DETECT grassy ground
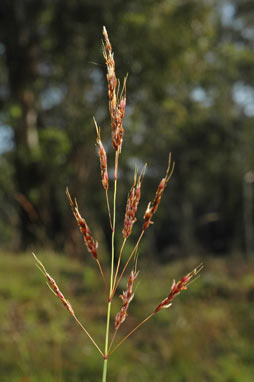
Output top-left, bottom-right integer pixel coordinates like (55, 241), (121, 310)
(0, 251), (254, 382)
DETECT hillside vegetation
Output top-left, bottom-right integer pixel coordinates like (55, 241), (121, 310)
(1, 252), (254, 382)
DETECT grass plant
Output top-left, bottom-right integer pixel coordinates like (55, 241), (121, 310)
(33, 26), (203, 382)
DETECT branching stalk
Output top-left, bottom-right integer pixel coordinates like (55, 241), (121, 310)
(102, 149), (119, 382)
(108, 328), (118, 353)
(73, 315), (104, 357)
(105, 189), (113, 231)
(95, 258), (108, 297)
(113, 230), (144, 296)
(111, 237), (127, 299)
(109, 312), (155, 356)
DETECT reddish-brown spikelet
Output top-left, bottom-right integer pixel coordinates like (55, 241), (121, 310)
(115, 270), (139, 330)
(102, 26), (117, 113)
(143, 154), (175, 231)
(66, 188), (98, 260)
(122, 167), (145, 239)
(32, 253), (75, 316)
(102, 26), (127, 152)
(46, 273), (75, 316)
(154, 264), (203, 313)
(94, 118), (109, 190)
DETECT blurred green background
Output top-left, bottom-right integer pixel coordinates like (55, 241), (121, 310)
(0, 0), (253, 381)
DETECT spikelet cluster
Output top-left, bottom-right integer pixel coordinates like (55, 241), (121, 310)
(94, 118), (109, 190)
(66, 188), (98, 260)
(102, 26), (127, 152)
(33, 253), (74, 316)
(122, 168), (145, 239)
(143, 154), (175, 231)
(115, 270), (139, 330)
(154, 264), (203, 313)
(46, 273), (75, 315)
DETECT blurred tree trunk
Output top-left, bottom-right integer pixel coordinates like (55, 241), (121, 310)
(0, 0), (41, 249)
(243, 171), (254, 259)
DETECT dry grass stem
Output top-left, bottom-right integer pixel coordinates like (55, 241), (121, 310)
(73, 315), (104, 357)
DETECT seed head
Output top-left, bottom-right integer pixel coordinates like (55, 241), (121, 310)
(154, 264), (203, 313)
(94, 118), (109, 190)
(102, 26), (127, 152)
(33, 253), (75, 316)
(123, 166), (146, 239)
(102, 27), (117, 112)
(66, 188), (98, 260)
(115, 270), (139, 330)
(143, 154), (175, 231)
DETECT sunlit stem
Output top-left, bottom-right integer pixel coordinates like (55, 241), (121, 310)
(105, 189), (113, 231)
(73, 315), (104, 357)
(102, 149), (119, 382)
(96, 258), (108, 297)
(111, 237), (127, 299)
(108, 328), (118, 353)
(109, 312), (155, 356)
(113, 230), (144, 296)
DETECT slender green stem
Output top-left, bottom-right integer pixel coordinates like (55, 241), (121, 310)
(102, 150), (119, 382)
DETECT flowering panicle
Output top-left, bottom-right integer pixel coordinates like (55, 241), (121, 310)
(33, 27), (203, 379)
(32, 253), (75, 316)
(122, 166), (146, 239)
(115, 270), (139, 330)
(143, 154), (175, 231)
(154, 264), (203, 313)
(66, 188), (98, 260)
(102, 26), (127, 152)
(94, 118), (109, 191)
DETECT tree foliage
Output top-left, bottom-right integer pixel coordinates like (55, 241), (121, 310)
(0, 0), (253, 257)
